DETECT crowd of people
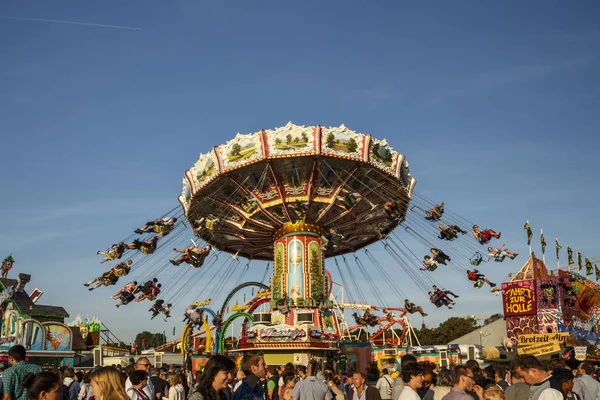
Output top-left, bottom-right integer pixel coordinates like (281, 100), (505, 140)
(4, 345), (600, 400)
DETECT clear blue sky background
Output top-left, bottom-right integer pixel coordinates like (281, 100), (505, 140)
(1, 1), (599, 343)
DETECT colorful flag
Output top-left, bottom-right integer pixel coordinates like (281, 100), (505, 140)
(555, 238), (562, 261)
(524, 221), (532, 245)
(585, 258), (593, 276)
(541, 230), (546, 255)
(567, 247), (573, 265)
(595, 265), (600, 281)
(577, 252), (582, 271)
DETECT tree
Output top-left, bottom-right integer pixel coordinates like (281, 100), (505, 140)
(134, 331), (167, 349)
(275, 137), (281, 145)
(347, 138), (358, 153)
(286, 134), (292, 144)
(301, 132), (308, 143)
(230, 143), (241, 156)
(414, 316), (478, 345)
(326, 133), (335, 148)
(485, 313), (504, 325)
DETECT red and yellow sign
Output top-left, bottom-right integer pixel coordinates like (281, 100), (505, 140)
(502, 280), (537, 316)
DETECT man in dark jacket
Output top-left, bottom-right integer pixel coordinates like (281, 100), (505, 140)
(349, 372), (382, 400)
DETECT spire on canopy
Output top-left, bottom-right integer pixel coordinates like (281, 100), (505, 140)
(510, 252), (549, 282)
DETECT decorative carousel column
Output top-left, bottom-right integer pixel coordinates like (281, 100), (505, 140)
(271, 222), (326, 309)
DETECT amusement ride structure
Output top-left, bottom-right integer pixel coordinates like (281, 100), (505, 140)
(89, 122), (528, 365)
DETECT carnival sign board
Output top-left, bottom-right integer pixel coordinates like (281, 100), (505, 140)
(518, 333), (571, 346)
(517, 341), (561, 357)
(502, 280), (537, 317)
(246, 324), (322, 342)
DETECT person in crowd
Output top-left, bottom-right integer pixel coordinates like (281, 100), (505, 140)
(63, 369), (81, 400)
(167, 374), (184, 400)
(125, 358), (154, 400)
(423, 368), (453, 400)
(392, 354), (417, 400)
(399, 364), (424, 400)
(277, 364), (295, 400)
(150, 369), (168, 400)
(296, 367), (307, 382)
(576, 362), (599, 400)
(348, 372), (381, 400)
(484, 386), (505, 400)
(485, 366), (508, 391)
(188, 355), (235, 400)
(441, 365), (481, 400)
(549, 369), (579, 400)
(77, 374), (92, 400)
(266, 367), (279, 400)
(512, 355), (553, 400)
(376, 369), (394, 400)
(233, 370), (246, 393)
(466, 360), (494, 392)
(127, 371), (149, 400)
(90, 367), (129, 400)
(505, 368), (529, 400)
(326, 376), (345, 400)
(291, 360), (331, 400)
(232, 352), (267, 400)
(3, 345), (42, 400)
(281, 376), (296, 400)
(22, 371), (62, 400)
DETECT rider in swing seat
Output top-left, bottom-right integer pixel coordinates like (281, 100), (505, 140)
(126, 235), (162, 254)
(135, 217), (177, 235)
(113, 281), (138, 307)
(404, 299), (428, 317)
(137, 283), (161, 302)
(430, 248), (451, 265)
(384, 201), (402, 222)
(97, 243), (126, 264)
(170, 245), (211, 267)
(438, 224), (467, 240)
(487, 245), (518, 262)
(421, 256), (439, 271)
(425, 202), (445, 221)
(467, 269), (496, 288)
(472, 225), (501, 244)
(150, 299), (165, 319)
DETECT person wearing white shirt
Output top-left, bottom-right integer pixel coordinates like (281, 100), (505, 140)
(126, 358), (155, 400)
(398, 365), (423, 400)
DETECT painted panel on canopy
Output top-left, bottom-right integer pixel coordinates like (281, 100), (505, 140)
(369, 138), (400, 176)
(190, 150), (220, 191)
(265, 123), (317, 158)
(308, 240), (324, 300)
(321, 125), (366, 161)
(217, 131), (265, 172)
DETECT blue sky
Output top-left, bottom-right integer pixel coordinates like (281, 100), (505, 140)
(1, 1), (599, 343)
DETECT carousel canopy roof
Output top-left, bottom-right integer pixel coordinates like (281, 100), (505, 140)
(179, 123), (416, 260)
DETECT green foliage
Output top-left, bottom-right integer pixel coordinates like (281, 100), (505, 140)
(230, 143), (241, 156)
(326, 133), (335, 148)
(414, 317), (478, 345)
(347, 138), (358, 153)
(134, 331), (167, 349)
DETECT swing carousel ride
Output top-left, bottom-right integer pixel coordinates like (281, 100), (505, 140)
(88, 123), (517, 363)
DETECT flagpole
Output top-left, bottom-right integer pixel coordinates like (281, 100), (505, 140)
(556, 237), (560, 272)
(527, 220), (532, 255)
(541, 228), (546, 266)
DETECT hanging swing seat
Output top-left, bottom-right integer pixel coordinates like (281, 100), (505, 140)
(470, 252), (483, 266)
(105, 244), (125, 260)
(139, 245), (157, 255)
(153, 224), (174, 234)
(473, 280), (484, 289)
(494, 255), (506, 263)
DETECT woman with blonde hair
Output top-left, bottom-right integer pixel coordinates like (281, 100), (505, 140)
(90, 367), (129, 400)
(167, 373), (185, 400)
